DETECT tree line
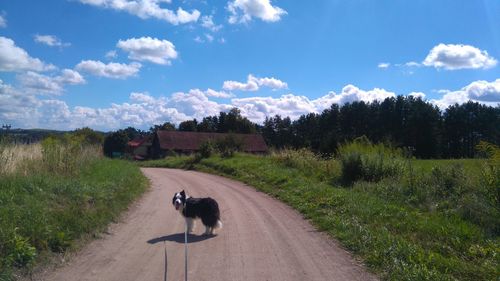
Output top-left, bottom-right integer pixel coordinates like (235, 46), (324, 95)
(104, 96), (498, 159)
(261, 97), (498, 158)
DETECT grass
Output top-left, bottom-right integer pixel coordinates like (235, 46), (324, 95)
(142, 151), (499, 281)
(0, 141), (148, 280)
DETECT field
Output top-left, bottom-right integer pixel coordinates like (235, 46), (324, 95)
(142, 147), (499, 281)
(0, 141), (148, 280)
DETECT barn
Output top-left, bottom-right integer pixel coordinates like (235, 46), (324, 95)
(127, 136), (152, 160)
(150, 131), (268, 159)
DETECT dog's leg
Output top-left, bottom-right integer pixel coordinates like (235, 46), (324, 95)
(204, 226), (211, 236)
(186, 218), (194, 233)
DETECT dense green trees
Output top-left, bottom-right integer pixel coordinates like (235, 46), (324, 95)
(261, 96), (499, 159)
(103, 130), (129, 157)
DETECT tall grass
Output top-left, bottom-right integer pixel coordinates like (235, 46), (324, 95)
(336, 137), (405, 184)
(271, 148), (340, 181)
(0, 140), (147, 280)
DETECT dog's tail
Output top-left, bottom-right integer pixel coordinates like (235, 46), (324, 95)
(215, 220), (223, 229)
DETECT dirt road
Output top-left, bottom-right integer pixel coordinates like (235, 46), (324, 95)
(45, 168), (376, 281)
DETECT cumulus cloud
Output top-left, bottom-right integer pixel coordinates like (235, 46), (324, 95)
(6, 76), (497, 131)
(78, 0), (200, 25)
(117, 37), (178, 65)
(408, 92), (426, 99)
(0, 85), (234, 130)
(76, 60), (141, 79)
(227, 0), (287, 24)
(223, 74), (288, 91)
(233, 94), (316, 122)
(314, 85), (396, 111)
(17, 69), (85, 95)
(66, 89), (232, 130)
(34, 34), (71, 48)
(0, 36), (54, 72)
(17, 72), (64, 94)
(58, 69), (86, 85)
(0, 80), (41, 128)
(431, 78), (500, 109)
(232, 85), (396, 123)
(423, 43), (497, 70)
(204, 88), (234, 98)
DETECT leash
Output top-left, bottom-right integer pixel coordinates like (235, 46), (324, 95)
(184, 200), (188, 281)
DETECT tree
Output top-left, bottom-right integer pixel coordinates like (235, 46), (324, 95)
(149, 122), (176, 134)
(217, 108), (256, 134)
(103, 130), (129, 157)
(197, 116), (218, 132)
(179, 119), (198, 132)
(70, 127), (104, 145)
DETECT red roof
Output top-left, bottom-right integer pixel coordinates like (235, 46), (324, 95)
(127, 137), (150, 148)
(155, 131), (268, 152)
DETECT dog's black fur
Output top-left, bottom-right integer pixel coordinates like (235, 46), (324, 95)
(172, 190), (221, 231)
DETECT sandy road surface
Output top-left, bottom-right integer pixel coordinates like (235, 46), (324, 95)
(44, 168), (376, 281)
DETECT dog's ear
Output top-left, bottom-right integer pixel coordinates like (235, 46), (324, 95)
(180, 190), (185, 196)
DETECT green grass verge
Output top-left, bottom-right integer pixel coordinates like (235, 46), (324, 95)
(0, 158), (148, 280)
(142, 154), (499, 281)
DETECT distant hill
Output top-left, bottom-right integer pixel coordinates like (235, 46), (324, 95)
(0, 128), (106, 143)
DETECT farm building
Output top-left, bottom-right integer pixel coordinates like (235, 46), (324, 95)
(150, 131), (268, 159)
(127, 136), (152, 160)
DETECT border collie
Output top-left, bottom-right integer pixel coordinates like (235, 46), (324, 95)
(172, 190), (222, 235)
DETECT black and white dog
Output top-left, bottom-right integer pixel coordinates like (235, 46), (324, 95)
(172, 190), (222, 235)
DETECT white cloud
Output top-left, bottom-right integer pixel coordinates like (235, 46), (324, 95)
(378, 62), (390, 69)
(315, 85), (396, 110)
(423, 43), (497, 70)
(78, 0), (200, 25)
(34, 34), (71, 48)
(233, 85), (396, 123)
(233, 94), (316, 122)
(223, 74), (288, 91)
(0, 36), (54, 72)
(67, 90), (232, 130)
(408, 92), (426, 99)
(18, 72), (64, 94)
(431, 78), (500, 109)
(201, 15), (222, 32)
(0, 13), (6, 28)
(227, 0), (287, 24)
(57, 69), (86, 85)
(76, 60), (141, 79)
(5, 76), (496, 131)
(0, 80), (41, 128)
(117, 37), (178, 65)
(204, 88), (234, 98)
(105, 50), (117, 59)
(17, 69), (86, 95)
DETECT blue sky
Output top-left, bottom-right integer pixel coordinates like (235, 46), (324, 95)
(0, 0), (499, 131)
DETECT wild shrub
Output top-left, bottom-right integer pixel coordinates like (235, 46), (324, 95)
(271, 148), (340, 181)
(337, 137), (404, 184)
(198, 141), (214, 159)
(215, 134), (243, 158)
